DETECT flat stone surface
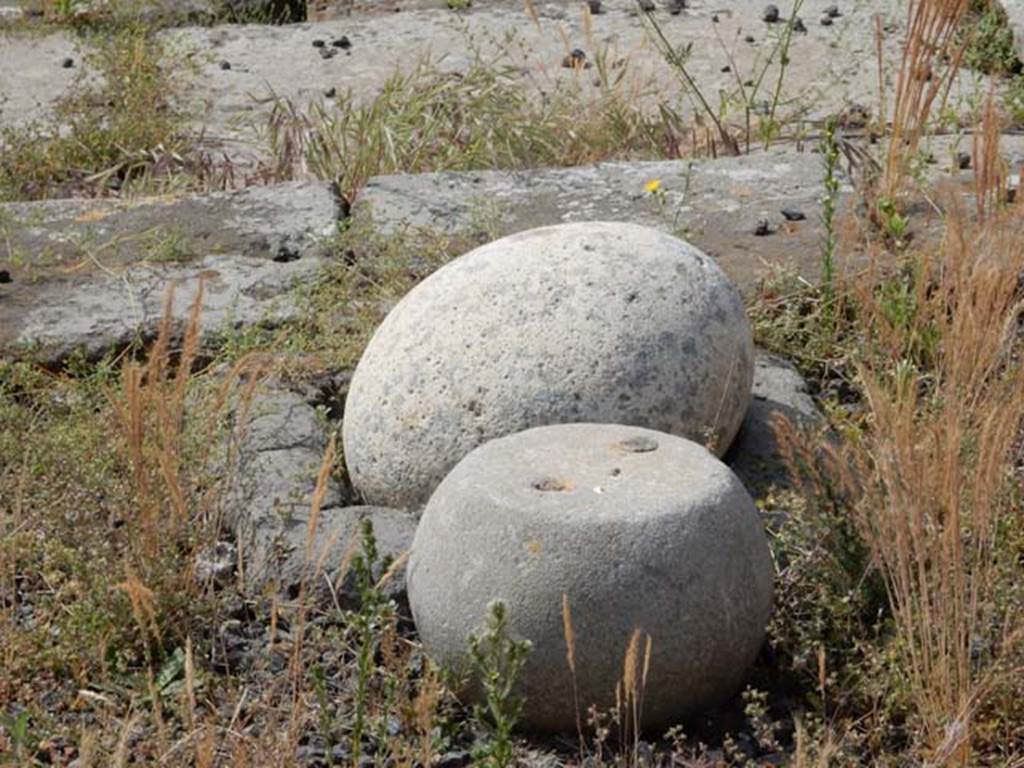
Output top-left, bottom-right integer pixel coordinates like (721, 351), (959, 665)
(0, 29), (80, 128)
(999, 0), (1024, 57)
(0, 181), (342, 360)
(4, 0), (986, 170)
(355, 152), (852, 292)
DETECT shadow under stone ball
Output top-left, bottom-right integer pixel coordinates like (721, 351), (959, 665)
(342, 221), (755, 510)
(406, 423), (774, 733)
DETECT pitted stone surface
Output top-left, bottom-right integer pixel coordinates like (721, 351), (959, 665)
(407, 423), (774, 733)
(343, 221), (754, 509)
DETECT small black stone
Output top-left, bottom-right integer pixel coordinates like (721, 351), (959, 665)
(754, 219), (773, 236)
(324, 86), (337, 98)
(745, 34), (756, 43)
(721, 64), (731, 72)
(219, 60), (231, 70)
(711, 12), (719, 22)
(61, 57), (74, 68)
(667, 0), (686, 14)
(825, 4), (841, 17)
(0, 270), (11, 284)
(312, 38), (326, 47)
(638, 0), (656, 11)
(331, 36), (352, 49)
(820, 15), (833, 25)
(562, 48), (589, 68)
(744, 79), (754, 86)
(957, 151), (971, 170)
(273, 246), (301, 263)
(793, 16), (807, 32)
(781, 207), (806, 221)
(587, 0), (604, 13)
(762, 4), (779, 22)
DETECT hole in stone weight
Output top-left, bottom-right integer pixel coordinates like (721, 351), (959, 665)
(532, 476), (573, 492)
(619, 436), (658, 453)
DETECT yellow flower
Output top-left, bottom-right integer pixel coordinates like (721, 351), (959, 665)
(644, 179), (662, 194)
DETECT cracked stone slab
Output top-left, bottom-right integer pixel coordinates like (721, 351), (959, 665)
(223, 383), (414, 605)
(0, 181), (342, 361)
(355, 152), (854, 293)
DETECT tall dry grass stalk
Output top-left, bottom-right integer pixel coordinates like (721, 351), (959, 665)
(972, 91), (1007, 221)
(561, 594), (584, 751)
(847, 199), (1024, 761)
(617, 628), (651, 765)
(883, 0), (969, 197)
(110, 281), (203, 554)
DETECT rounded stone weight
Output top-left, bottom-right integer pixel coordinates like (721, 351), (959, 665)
(343, 221), (754, 509)
(407, 423), (774, 733)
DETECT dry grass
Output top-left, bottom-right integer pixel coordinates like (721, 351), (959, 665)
(0, 23), (235, 201)
(848, 200), (1024, 763)
(4, 0), (1024, 764)
(768, 107), (1024, 762)
(883, 0), (971, 197)
(263, 53), (690, 203)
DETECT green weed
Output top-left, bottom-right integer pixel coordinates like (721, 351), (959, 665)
(468, 601), (531, 768)
(0, 24), (195, 201)
(265, 54), (689, 202)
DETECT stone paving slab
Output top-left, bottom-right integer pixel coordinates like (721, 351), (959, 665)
(0, 181), (342, 360)
(3, 0), (959, 166)
(354, 149), (855, 293)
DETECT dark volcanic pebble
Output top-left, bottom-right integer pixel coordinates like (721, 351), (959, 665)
(588, 0), (604, 13)
(745, 34), (756, 43)
(562, 48), (588, 68)
(324, 86), (337, 98)
(821, 15), (833, 25)
(825, 4), (841, 17)
(712, 12), (719, 21)
(0, 270), (11, 284)
(61, 57), (74, 68)
(219, 60), (231, 70)
(332, 36), (352, 49)
(957, 151), (971, 170)
(668, 0), (686, 14)
(762, 4), (779, 22)
(312, 38), (325, 47)
(638, 0), (656, 11)
(781, 207), (806, 221)
(793, 17), (807, 32)
(721, 64), (731, 72)
(754, 219), (773, 236)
